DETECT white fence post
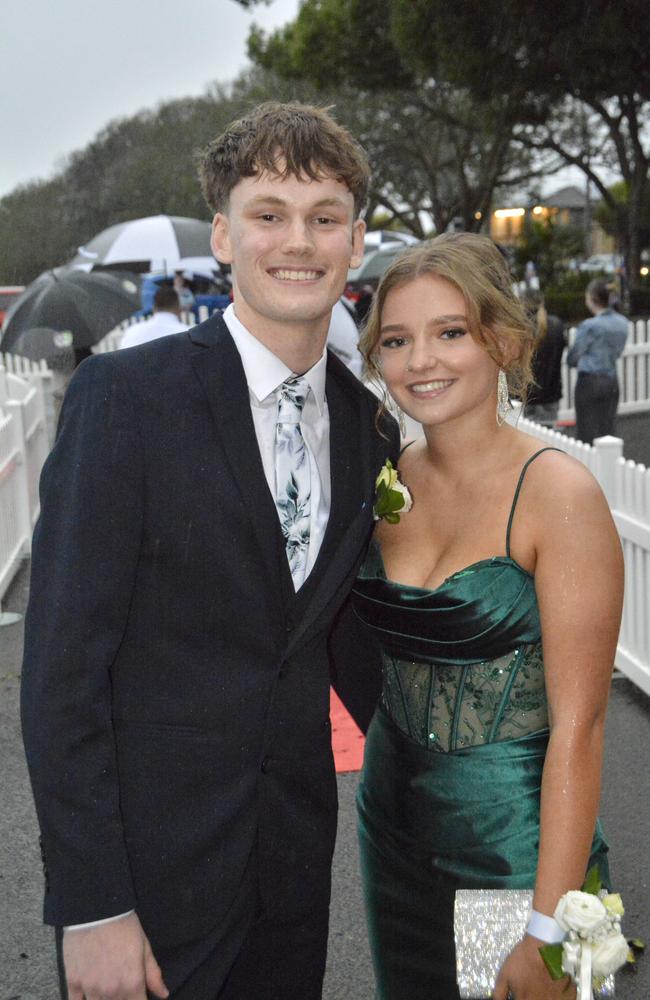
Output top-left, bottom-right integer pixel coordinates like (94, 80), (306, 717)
(0, 363), (51, 621)
(4, 398), (32, 554)
(593, 436), (624, 507)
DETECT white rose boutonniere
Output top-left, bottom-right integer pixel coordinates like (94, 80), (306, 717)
(373, 459), (413, 524)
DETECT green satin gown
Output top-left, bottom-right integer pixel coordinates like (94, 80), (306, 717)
(351, 448), (609, 1000)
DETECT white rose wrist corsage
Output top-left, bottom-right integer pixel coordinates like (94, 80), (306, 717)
(539, 867), (641, 999)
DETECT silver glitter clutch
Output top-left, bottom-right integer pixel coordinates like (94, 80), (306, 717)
(454, 889), (615, 998)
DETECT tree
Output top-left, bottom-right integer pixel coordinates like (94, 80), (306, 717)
(0, 91), (237, 284)
(0, 177), (78, 285)
(593, 180), (650, 260)
(513, 217), (585, 289)
(241, 0), (650, 294)
(247, 10), (544, 235)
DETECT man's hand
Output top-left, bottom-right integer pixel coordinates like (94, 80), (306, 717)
(63, 912), (169, 1000)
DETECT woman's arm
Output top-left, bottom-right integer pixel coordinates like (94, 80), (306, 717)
(495, 454), (624, 1000)
(566, 320), (594, 367)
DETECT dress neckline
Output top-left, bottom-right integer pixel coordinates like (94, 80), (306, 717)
(371, 537), (533, 597)
(371, 445), (563, 595)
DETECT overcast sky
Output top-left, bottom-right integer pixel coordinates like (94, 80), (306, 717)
(2, 0), (591, 206)
(0, 0), (300, 197)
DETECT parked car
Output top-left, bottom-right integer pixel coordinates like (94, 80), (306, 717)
(578, 254), (620, 275)
(0, 286), (26, 329)
(362, 230), (419, 251)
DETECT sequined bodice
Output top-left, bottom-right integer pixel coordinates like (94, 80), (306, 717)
(351, 449), (560, 753)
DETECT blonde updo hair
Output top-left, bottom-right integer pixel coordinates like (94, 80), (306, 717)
(521, 288), (549, 339)
(360, 232), (535, 405)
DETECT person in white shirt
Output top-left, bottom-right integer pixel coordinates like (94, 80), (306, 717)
(22, 100), (399, 1000)
(119, 287), (188, 349)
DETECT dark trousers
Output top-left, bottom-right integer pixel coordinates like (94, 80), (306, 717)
(574, 372), (619, 445)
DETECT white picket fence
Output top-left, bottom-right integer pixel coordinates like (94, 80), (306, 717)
(92, 314), (650, 421)
(1, 353), (57, 446)
(1, 335), (649, 692)
(515, 411), (650, 695)
(0, 363), (50, 618)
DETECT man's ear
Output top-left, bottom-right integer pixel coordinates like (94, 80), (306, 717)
(350, 218), (366, 270)
(211, 213), (232, 264)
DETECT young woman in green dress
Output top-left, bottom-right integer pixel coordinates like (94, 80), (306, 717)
(352, 233), (623, 1000)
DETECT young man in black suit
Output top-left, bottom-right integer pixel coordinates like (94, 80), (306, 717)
(21, 102), (399, 999)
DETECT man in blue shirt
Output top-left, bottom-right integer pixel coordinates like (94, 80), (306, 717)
(567, 279), (628, 444)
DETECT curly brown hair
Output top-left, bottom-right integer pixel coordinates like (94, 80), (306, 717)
(360, 233), (536, 404)
(199, 101), (370, 217)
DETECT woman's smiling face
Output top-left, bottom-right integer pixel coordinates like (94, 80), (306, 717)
(377, 274), (500, 427)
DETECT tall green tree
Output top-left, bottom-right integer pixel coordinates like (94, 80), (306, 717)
(241, 0), (650, 289)
(0, 91), (236, 284)
(0, 66), (539, 283)
(246, 0), (544, 234)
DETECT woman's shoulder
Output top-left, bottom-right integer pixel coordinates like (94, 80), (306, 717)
(515, 437), (608, 516)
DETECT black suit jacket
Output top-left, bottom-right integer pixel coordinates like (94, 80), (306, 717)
(21, 313), (399, 956)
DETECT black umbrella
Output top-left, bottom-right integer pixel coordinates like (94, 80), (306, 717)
(7, 327), (76, 371)
(0, 269), (140, 351)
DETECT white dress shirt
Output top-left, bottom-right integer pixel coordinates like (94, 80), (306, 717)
(223, 304), (331, 580)
(119, 310), (188, 349)
(66, 304), (332, 931)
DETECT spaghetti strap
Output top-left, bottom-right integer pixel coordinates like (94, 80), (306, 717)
(505, 447), (564, 557)
(399, 440), (415, 458)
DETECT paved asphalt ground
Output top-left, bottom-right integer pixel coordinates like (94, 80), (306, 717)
(2, 561), (649, 1000)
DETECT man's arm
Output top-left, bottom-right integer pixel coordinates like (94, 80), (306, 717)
(21, 356), (173, 997)
(21, 356), (143, 926)
(329, 597), (383, 734)
(329, 407), (400, 732)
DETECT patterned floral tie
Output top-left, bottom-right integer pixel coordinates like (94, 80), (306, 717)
(275, 376), (312, 589)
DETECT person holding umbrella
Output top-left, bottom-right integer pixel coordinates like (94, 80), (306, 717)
(21, 102), (398, 1000)
(0, 269), (140, 357)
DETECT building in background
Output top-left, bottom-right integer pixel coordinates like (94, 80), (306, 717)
(489, 186), (615, 257)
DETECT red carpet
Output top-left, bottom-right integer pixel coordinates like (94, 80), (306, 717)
(330, 688), (365, 773)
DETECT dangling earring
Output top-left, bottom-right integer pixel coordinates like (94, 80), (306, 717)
(496, 369), (510, 426)
(389, 396), (407, 437)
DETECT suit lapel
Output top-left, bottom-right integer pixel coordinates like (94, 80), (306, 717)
(189, 314), (290, 600)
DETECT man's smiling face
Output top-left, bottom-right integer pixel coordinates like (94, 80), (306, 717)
(211, 166), (365, 341)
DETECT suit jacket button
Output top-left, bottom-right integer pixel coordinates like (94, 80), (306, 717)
(261, 756), (270, 773)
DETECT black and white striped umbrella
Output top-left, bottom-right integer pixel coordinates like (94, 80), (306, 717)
(68, 215), (214, 274)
